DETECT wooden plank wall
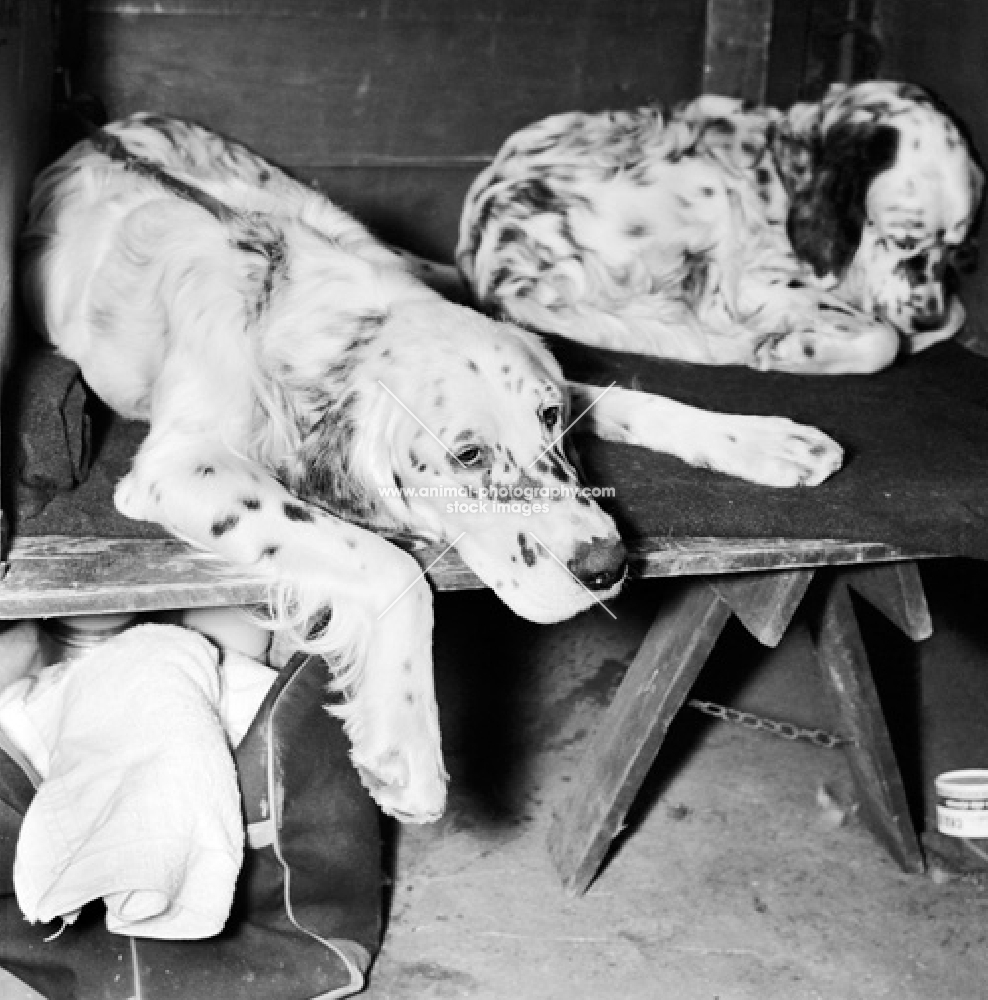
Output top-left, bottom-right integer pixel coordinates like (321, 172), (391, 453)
(702, 0), (774, 103)
(0, 0), (52, 555)
(0, 1), (52, 377)
(67, 0), (708, 262)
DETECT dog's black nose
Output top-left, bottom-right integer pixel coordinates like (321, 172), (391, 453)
(567, 536), (628, 591)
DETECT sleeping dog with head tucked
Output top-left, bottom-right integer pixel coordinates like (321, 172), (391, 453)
(458, 81), (983, 374)
(22, 114), (843, 821)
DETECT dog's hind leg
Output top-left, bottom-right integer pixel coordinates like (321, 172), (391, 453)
(569, 382), (844, 487)
(115, 432), (447, 823)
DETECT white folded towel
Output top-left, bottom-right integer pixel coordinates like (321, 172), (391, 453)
(0, 624), (249, 939)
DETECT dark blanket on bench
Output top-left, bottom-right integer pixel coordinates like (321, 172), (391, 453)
(6, 340), (988, 559)
(551, 338), (988, 560)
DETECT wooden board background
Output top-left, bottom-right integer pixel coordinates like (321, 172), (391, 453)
(0, 0), (52, 556)
(67, 0), (707, 261)
(0, 1), (51, 377)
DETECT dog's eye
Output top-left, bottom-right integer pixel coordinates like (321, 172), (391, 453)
(453, 444), (486, 469)
(542, 405), (562, 432)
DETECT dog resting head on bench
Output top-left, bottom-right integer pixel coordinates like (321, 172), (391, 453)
(21, 114), (842, 822)
(458, 80), (983, 373)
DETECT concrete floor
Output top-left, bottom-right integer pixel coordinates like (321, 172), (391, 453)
(365, 559), (988, 1000)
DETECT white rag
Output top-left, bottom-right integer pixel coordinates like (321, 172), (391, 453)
(0, 624), (272, 940)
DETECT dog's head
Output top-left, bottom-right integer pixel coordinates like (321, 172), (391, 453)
(278, 296), (626, 623)
(782, 81), (984, 352)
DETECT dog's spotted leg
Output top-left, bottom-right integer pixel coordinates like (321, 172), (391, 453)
(738, 276), (901, 374)
(570, 382), (843, 487)
(115, 433), (447, 822)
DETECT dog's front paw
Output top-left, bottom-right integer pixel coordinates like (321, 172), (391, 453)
(350, 732), (448, 824)
(705, 415), (844, 488)
(340, 670), (448, 823)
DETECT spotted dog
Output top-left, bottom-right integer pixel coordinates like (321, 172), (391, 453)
(22, 114), (843, 822)
(458, 80), (983, 374)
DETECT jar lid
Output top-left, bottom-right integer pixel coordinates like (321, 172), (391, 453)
(935, 769), (988, 799)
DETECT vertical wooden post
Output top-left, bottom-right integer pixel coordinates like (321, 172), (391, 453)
(548, 568), (813, 895)
(548, 579), (732, 896)
(702, 0), (775, 102)
(844, 561), (933, 641)
(0, 0), (53, 571)
(814, 571), (925, 873)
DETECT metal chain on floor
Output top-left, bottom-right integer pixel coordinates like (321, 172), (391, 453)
(686, 699), (856, 749)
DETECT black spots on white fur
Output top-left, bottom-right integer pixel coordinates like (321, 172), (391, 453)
(261, 543), (280, 559)
(895, 251), (936, 289)
(354, 310), (390, 336)
(681, 251), (710, 306)
(211, 513), (241, 537)
(518, 533), (539, 567)
(241, 496), (262, 511)
(196, 464), (216, 478)
(236, 228), (289, 320)
(283, 501), (315, 523)
(465, 359), (479, 374)
(137, 113), (182, 145)
(625, 221), (651, 239)
(513, 178), (564, 215)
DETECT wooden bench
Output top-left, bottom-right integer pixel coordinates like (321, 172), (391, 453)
(0, 532), (934, 896)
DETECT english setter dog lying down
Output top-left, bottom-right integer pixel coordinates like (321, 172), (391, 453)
(458, 81), (984, 374)
(22, 115), (843, 822)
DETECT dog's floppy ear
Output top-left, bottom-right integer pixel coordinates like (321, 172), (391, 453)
(283, 391), (383, 524)
(786, 122), (899, 279)
(287, 383), (444, 540)
(282, 386), (404, 529)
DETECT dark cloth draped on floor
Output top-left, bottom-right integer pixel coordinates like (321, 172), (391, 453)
(8, 340), (988, 558)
